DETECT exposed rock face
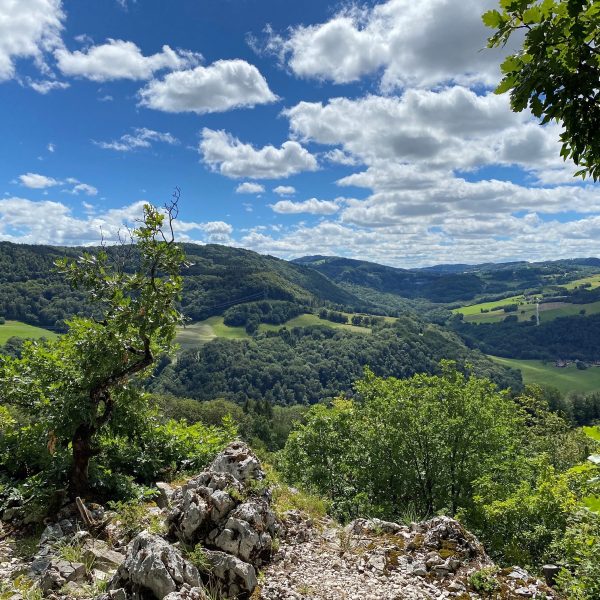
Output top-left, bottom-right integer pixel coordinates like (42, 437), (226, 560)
(204, 550), (258, 597)
(109, 532), (202, 600)
(166, 441), (279, 597)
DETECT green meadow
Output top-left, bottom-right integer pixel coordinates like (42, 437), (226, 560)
(176, 312), (372, 350)
(0, 320), (59, 344)
(489, 355), (600, 394)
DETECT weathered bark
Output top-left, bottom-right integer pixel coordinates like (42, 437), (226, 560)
(71, 424), (95, 497)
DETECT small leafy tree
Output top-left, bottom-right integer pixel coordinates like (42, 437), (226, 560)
(0, 195), (185, 497)
(483, 0), (600, 179)
(282, 364), (523, 520)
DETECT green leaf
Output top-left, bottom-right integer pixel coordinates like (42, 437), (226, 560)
(500, 55), (521, 73)
(482, 9), (504, 28)
(523, 6), (542, 23)
(530, 96), (544, 117)
(495, 76), (516, 95)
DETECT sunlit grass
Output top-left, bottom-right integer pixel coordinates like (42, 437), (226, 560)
(0, 320), (58, 344)
(489, 356), (600, 394)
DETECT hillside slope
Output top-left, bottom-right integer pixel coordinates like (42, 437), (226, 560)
(294, 255), (483, 303)
(0, 242), (365, 329)
(295, 254), (600, 304)
(155, 317), (522, 402)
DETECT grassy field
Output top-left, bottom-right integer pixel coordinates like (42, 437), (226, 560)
(453, 295), (524, 316)
(583, 426), (600, 442)
(489, 355), (600, 394)
(176, 316), (248, 351)
(561, 274), (600, 290)
(456, 297), (600, 324)
(0, 320), (59, 344)
(260, 312), (370, 334)
(176, 312), (372, 350)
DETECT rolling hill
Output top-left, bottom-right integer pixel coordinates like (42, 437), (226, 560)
(0, 242), (366, 330)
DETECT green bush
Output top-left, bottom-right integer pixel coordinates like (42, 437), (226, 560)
(281, 364), (524, 521)
(98, 415), (236, 484)
(468, 567), (499, 595)
(554, 509), (600, 600)
(466, 461), (577, 566)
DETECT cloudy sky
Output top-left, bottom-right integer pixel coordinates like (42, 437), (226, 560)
(2, 0), (600, 267)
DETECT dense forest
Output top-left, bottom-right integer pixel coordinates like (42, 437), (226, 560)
(296, 254), (600, 302)
(454, 313), (600, 360)
(153, 319), (521, 403)
(0, 242), (366, 329)
(6, 242), (600, 333)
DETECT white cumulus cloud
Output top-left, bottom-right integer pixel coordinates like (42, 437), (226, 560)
(262, 0), (516, 90)
(270, 198), (342, 215)
(19, 172), (60, 189)
(199, 128), (318, 179)
(95, 127), (179, 152)
(273, 185), (296, 196)
(236, 182), (265, 194)
(0, 0), (64, 81)
(28, 78), (69, 94)
(139, 59), (277, 114)
(0, 198), (226, 245)
(55, 39), (201, 81)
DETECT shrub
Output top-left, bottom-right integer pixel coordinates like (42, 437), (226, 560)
(467, 461), (577, 566)
(468, 567), (499, 595)
(282, 365), (523, 521)
(554, 510), (600, 600)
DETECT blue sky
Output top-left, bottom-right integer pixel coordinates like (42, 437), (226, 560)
(2, 0), (600, 267)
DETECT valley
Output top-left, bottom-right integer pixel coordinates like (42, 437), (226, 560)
(4, 241), (600, 397)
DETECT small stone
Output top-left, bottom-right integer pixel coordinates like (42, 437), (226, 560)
(432, 565), (450, 577)
(82, 539), (124, 571)
(40, 524), (63, 545)
(367, 555), (386, 571)
(448, 581), (465, 592)
(155, 482), (174, 509)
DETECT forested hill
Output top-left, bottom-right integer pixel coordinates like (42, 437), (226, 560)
(294, 255), (483, 302)
(179, 244), (364, 320)
(0, 242), (365, 329)
(153, 317), (522, 403)
(295, 254), (600, 303)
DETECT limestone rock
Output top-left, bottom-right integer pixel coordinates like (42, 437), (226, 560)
(82, 539), (124, 571)
(205, 549), (258, 597)
(207, 441), (263, 484)
(422, 516), (487, 560)
(163, 584), (208, 600)
(155, 482), (174, 510)
(109, 531), (201, 599)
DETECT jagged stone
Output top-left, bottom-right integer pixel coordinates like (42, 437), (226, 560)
(204, 549), (258, 597)
(163, 583), (208, 600)
(109, 531), (201, 599)
(208, 441), (263, 484)
(347, 518), (403, 536)
(155, 483), (174, 509)
(109, 588), (127, 600)
(82, 539), (124, 571)
(39, 559), (85, 592)
(422, 516), (487, 560)
(40, 524), (64, 545)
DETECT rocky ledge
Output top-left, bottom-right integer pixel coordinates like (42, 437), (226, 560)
(0, 442), (559, 600)
(259, 514), (557, 599)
